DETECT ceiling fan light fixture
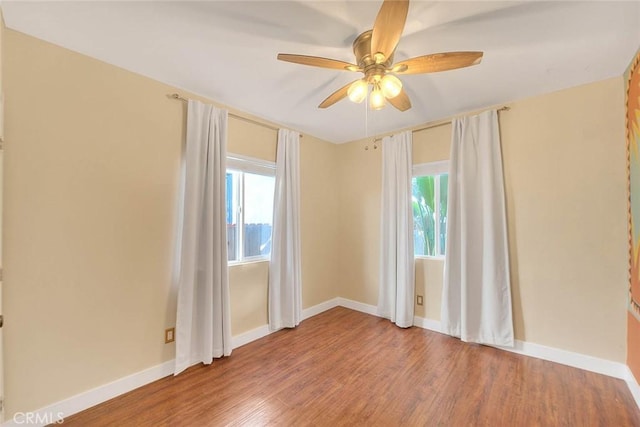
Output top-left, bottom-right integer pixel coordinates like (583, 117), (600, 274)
(277, 0), (483, 112)
(347, 79), (368, 103)
(380, 74), (402, 99)
(370, 85), (386, 110)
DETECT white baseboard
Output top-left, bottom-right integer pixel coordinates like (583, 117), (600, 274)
(7, 297), (638, 426)
(2, 298), (340, 426)
(231, 298), (339, 350)
(231, 325), (271, 349)
(497, 339), (630, 380)
(337, 297), (378, 316)
(3, 360), (175, 427)
(338, 297), (640, 410)
(413, 314), (444, 333)
(624, 366), (640, 409)
(302, 297), (339, 320)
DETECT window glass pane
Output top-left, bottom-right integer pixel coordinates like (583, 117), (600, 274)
(226, 171), (240, 261)
(243, 173), (275, 258)
(412, 176), (435, 256)
(439, 174), (448, 255)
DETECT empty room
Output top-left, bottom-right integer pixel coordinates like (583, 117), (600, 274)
(1, 0), (640, 425)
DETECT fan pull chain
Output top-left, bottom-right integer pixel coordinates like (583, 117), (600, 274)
(364, 89), (378, 151)
(364, 91), (369, 150)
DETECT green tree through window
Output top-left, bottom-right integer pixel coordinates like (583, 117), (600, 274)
(412, 173), (448, 257)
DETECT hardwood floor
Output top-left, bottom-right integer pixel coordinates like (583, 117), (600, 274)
(62, 307), (640, 426)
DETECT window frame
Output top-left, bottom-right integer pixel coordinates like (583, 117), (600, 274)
(412, 160), (449, 260)
(226, 154), (276, 265)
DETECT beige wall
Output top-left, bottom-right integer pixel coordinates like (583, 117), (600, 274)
(3, 29), (339, 416)
(4, 29), (181, 417)
(299, 135), (341, 308)
(502, 77), (627, 361)
(338, 77), (628, 362)
(336, 140), (381, 305)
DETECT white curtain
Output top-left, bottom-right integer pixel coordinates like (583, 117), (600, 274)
(268, 129), (302, 331)
(378, 131), (415, 328)
(442, 110), (514, 347)
(174, 99), (232, 375)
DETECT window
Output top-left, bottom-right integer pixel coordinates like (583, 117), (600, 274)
(412, 161), (449, 257)
(226, 155), (275, 263)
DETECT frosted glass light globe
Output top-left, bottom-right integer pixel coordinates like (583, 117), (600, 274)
(380, 74), (402, 99)
(370, 87), (386, 110)
(347, 79), (368, 104)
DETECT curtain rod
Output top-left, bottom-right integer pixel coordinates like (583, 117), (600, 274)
(372, 106), (510, 143)
(169, 93), (302, 137)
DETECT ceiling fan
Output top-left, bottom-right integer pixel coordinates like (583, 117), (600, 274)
(277, 0), (483, 112)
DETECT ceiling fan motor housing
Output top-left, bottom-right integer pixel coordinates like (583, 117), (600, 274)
(353, 30), (394, 83)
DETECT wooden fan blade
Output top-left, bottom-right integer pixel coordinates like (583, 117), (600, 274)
(277, 54), (359, 71)
(371, 0), (409, 63)
(394, 52), (483, 75)
(318, 80), (358, 109)
(387, 88), (411, 112)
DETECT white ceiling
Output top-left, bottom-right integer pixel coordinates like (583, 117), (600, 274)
(3, 1), (640, 143)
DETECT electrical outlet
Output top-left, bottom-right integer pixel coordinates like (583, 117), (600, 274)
(165, 327), (175, 343)
(416, 295), (424, 306)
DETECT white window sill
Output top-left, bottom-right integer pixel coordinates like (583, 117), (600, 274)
(228, 258), (270, 267)
(415, 255), (445, 261)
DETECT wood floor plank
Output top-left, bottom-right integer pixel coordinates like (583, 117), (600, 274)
(60, 307), (640, 426)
